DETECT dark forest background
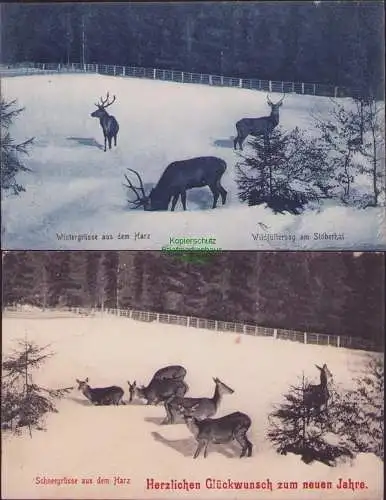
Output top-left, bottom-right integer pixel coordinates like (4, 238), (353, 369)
(1, 1), (384, 96)
(2, 251), (384, 347)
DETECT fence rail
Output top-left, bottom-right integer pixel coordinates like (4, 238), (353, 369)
(4, 305), (378, 352)
(0, 62), (359, 98)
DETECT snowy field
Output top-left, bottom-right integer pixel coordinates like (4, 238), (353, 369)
(1, 73), (385, 251)
(2, 309), (383, 500)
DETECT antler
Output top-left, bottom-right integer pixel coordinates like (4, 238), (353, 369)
(95, 91), (116, 109)
(267, 93), (285, 105)
(123, 168), (147, 209)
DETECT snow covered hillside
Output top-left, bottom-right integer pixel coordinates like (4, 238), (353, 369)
(2, 73), (385, 250)
(2, 309), (383, 499)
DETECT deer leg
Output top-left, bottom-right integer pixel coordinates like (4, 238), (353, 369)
(218, 182), (227, 205)
(108, 136), (112, 150)
(114, 134), (117, 147)
(103, 134), (107, 152)
(193, 440), (205, 459)
(171, 194), (179, 211)
(203, 440), (210, 458)
(181, 191), (187, 210)
(209, 185), (220, 209)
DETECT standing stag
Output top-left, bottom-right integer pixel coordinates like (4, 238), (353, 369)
(91, 92), (119, 152)
(234, 94), (285, 150)
(124, 156), (227, 211)
(303, 364), (333, 424)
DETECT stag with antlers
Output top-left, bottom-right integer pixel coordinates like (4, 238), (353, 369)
(91, 92), (119, 152)
(234, 94), (285, 150)
(124, 156), (227, 211)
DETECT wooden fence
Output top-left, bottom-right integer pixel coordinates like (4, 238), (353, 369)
(0, 62), (358, 98)
(59, 305), (379, 352)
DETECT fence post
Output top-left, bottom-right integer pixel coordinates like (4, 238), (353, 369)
(334, 86), (338, 98)
(209, 75), (213, 85)
(239, 78), (243, 88)
(113, 65), (116, 76)
(313, 83), (316, 95)
(95, 64), (98, 74)
(301, 82), (305, 94)
(273, 328), (277, 339)
(304, 332), (307, 344)
(281, 81), (284, 92)
(42, 63), (45, 70)
(337, 336), (340, 348)
(187, 316), (190, 327)
(215, 320), (218, 331)
(292, 82), (295, 93)
(152, 68), (156, 79)
(243, 324), (246, 335)
(269, 80), (272, 92)
(221, 75), (224, 86)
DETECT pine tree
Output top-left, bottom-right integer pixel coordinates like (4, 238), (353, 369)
(267, 373), (353, 466)
(1, 97), (34, 196)
(2, 340), (72, 435)
(336, 357), (384, 460)
(235, 127), (331, 215)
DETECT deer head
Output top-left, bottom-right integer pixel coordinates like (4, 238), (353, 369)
(76, 377), (89, 390)
(91, 92), (116, 118)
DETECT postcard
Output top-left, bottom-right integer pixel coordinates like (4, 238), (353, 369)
(1, 250), (384, 499)
(1, 2), (385, 250)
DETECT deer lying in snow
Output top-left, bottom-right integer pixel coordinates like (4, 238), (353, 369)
(76, 378), (125, 405)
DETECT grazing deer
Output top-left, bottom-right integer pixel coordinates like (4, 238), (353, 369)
(303, 364), (333, 424)
(151, 365), (187, 382)
(164, 377), (234, 424)
(127, 378), (188, 405)
(124, 156), (227, 211)
(90, 92), (119, 152)
(234, 94), (285, 150)
(183, 411), (253, 458)
(76, 378), (125, 405)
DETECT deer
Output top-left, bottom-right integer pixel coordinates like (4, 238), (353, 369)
(233, 94), (285, 151)
(124, 156), (227, 211)
(127, 378), (188, 405)
(164, 377), (234, 425)
(90, 92), (119, 152)
(303, 364), (333, 424)
(76, 378), (125, 405)
(183, 411), (253, 458)
(151, 365), (187, 382)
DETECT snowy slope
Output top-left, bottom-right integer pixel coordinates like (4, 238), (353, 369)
(2, 310), (383, 499)
(1, 73), (385, 250)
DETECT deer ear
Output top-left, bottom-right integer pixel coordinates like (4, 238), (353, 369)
(76, 379), (80, 384)
(85, 377), (89, 382)
(315, 365), (322, 371)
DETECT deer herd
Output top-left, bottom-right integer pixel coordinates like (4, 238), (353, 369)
(90, 91), (285, 211)
(76, 362), (332, 459)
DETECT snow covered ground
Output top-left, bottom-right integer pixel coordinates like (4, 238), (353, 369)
(1, 73), (385, 250)
(2, 309), (383, 499)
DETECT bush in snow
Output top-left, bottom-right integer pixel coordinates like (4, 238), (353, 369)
(235, 127), (332, 215)
(1, 97), (34, 196)
(267, 374), (354, 466)
(334, 357), (384, 460)
(1, 339), (72, 436)
(315, 95), (385, 207)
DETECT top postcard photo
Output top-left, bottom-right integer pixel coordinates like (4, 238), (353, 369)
(1, 1), (385, 251)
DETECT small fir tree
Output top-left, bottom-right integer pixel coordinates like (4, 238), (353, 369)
(1, 97), (34, 196)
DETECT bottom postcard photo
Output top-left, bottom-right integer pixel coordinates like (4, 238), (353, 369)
(1, 250), (384, 500)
